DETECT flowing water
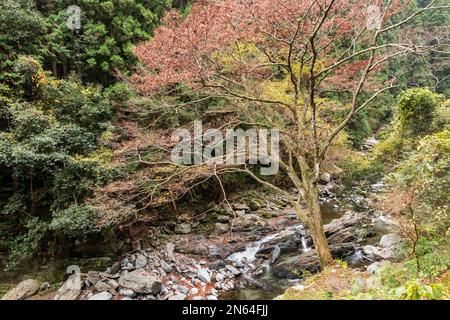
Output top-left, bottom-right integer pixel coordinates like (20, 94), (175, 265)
(222, 201), (380, 300)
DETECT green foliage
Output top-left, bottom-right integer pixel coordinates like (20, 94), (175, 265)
(49, 204), (100, 238)
(396, 88), (438, 137)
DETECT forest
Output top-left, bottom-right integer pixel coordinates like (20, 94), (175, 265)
(0, 0), (449, 302)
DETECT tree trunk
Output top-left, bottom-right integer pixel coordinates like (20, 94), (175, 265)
(300, 179), (333, 269)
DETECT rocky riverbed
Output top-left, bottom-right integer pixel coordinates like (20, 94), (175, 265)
(1, 181), (402, 301)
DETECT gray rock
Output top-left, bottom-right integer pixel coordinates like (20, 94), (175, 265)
(175, 223), (192, 234)
(94, 281), (111, 292)
(373, 215), (394, 232)
(215, 222), (229, 234)
(197, 269), (211, 283)
(119, 288), (136, 298)
(89, 292), (112, 300)
(160, 260), (173, 273)
(54, 274), (84, 300)
(178, 285), (190, 295)
(362, 245), (378, 256)
(166, 243), (177, 262)
(135, 254), (148, 269)
(1, 279), (41, 300)
(270, 245), (282, 264)
(225, 265), (241, 276)
(118, 270), (162, 294)
(379, 233), (402, 248)
(107, 279), (119, 290)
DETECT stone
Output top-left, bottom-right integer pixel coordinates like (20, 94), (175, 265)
(362, 245), (378, 256)
(215, 222), (229, 234)
(107, 279), (119, 290)
(319, 172), (331, 184)
(270, 245), (281, 264)
(178, 285), (190, 295)
(110, 261), (121, 274)
(89, 292), (112, 300)
(118, 270), (162, 295)
(166, 243), (177, 262)
(379, 233), (402, 248)
(175, 223), (192, 234)
(160, 260), (173, 273)
(168, 294), (186, 300)
(206, 295), (218, 300)
(135, 254), (148, 269)
(1, 279), (41, 300)
(197, 269), (211, 283)
(54, 274), (84, 300)
(119, 288), (136, 298)
(215, 273), (225, 282)
(225, 265), (241, 276)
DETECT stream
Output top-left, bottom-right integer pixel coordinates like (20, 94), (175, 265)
(221, 200), (382, 300)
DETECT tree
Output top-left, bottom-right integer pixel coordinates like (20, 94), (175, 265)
(132, 0), (449, 268)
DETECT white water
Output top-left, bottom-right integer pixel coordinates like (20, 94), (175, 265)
(301, 236), (312, 252)
(226, 233), (278, 267)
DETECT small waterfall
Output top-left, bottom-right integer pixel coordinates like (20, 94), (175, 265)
(226, 233), (278, 267)
(301, 236), (311, 252)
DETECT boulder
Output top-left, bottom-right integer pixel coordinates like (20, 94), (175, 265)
(1, 279), (40, 300)
(118, 270), (162, 294)
(270, 245), (281, 264)
(89, 292), (113, 300)
(272, 243), (356, 279)
(54, 274), (84, 300)
(160, 260), (173, 273)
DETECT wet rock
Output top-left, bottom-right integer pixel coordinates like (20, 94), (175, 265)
(215, 222), (229, 234)
(89, 292), (112, 300)
(118, 270), (162, 295)
(1, 279), (41, 300)
(175, 223), (192, 234)
(197, 269), (211, 283)
(225, 265), (241, 276)
(272, 243), (356, 279)
(270, 245), (281, 264)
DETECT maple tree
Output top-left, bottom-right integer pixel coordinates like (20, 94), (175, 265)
(132, 0), (448, 268)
